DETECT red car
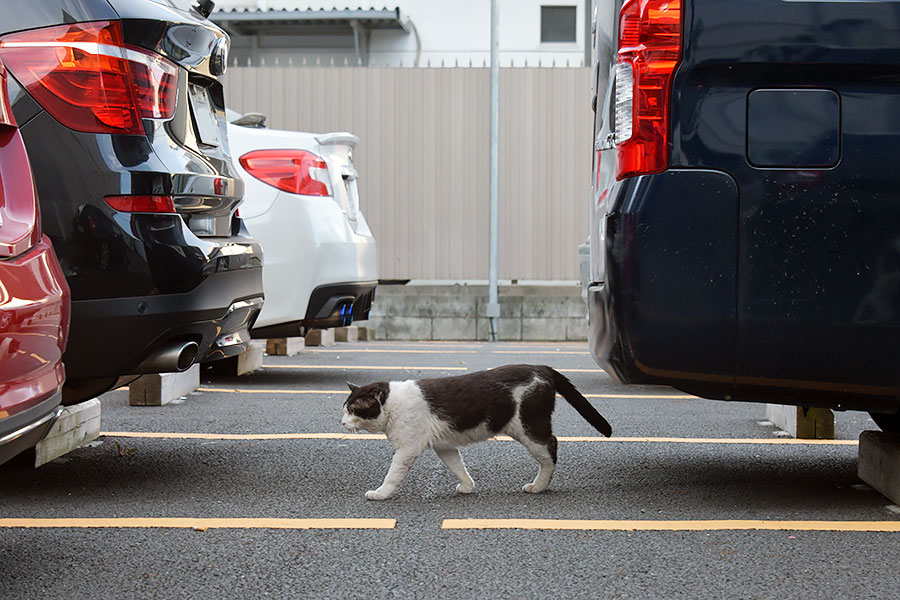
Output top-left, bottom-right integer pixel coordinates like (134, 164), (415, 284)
(0, 57), (70, 466)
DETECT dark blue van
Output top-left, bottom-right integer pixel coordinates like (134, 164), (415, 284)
(587, 0), (900, 431)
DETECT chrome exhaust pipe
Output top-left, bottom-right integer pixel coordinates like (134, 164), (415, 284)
(135, 341), (199, 374)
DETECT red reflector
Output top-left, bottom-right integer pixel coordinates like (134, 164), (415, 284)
(239, 149), (332, 197)
(104, 195), (176, 213)
(616, 0), (681, 180)
(0, 21), (178, 135)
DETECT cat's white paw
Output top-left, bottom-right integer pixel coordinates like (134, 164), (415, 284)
(365, 490), (390, 500)
(456, 483), (475, 494)
(522, 483), (546, 494)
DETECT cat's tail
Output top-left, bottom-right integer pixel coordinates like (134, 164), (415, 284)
(549, 368), (612, 437)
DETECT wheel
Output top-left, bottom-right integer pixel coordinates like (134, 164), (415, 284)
(868, 411), (900, 433)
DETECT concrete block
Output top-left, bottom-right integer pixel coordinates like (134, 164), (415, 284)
(522, 318), (567, 341)
(522, 296), (573, 319)
(429, 295), (478, 318)
(305, 328), (335, 346)
(432, 317), (477, 340)
(34, 399), (101, 467)
(209, 342), (265, 376)
(356, 326), (376, 341)
(369, 317), (431, 341)
(565, 316), (588, 341)
(334, 326), (359, 342)
(858, 430), (900, 505)
(765, 404), (834, 439)
(129, 364), (200, 406)
(477, 295), (523, 319)
(266, 337), (305, 356)
(477, 317), (522, 341)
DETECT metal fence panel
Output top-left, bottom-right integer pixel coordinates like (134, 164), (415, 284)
(223, 66), (592, 280)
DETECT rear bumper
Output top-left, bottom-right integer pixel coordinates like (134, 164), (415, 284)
(251, 281), (377, 338)
(0, 392), (61, 467)
(245, 191), (377, 329)
(65, 262), (264, 377)
(589, 169), (900, 412)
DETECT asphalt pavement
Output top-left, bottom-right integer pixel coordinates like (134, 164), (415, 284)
(2, 340), (898, 599)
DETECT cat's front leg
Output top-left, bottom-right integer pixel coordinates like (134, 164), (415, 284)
(366, 448), (421, 500)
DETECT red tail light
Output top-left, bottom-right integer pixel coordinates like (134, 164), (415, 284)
(239, 150), (333, 197)
(615, 0), (682, 180)
(0, 21), (177, 135)
(104, 195), (176, 213)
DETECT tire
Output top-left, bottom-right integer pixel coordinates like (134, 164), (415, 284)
(868, 411), (900, 433)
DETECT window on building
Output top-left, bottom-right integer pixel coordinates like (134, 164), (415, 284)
(540, 6), (577, 43)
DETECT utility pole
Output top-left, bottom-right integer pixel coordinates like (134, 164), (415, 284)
(487, 0), (500, 340)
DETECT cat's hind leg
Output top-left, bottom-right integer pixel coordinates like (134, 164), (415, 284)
(435, 447), (475, 494)
(518, 435), (558, 494)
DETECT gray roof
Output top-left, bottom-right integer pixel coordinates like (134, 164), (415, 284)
(211, 7), (411, 35)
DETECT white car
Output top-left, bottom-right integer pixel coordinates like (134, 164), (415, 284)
(227, 112), (377, 338)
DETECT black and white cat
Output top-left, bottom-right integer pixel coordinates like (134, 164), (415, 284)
(340, 364), (612, 500)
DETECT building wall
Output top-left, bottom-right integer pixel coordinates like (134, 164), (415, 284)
(215, 0), (588, 67)
(222, 65), (593, 281)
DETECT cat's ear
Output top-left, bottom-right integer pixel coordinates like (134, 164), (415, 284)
(373, 389), (383, 404)
(347, 382), (359, 392)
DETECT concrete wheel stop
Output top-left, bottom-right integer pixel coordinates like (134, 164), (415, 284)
(858, 430), (900, 506)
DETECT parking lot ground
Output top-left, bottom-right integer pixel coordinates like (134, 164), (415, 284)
(2, 341), (899, 598)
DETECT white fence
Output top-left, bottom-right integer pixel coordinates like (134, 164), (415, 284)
(223, 66), (593, 281)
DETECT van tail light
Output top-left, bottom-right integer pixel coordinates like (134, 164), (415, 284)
(614, 0), (681, 180)
(0, 21), (177, 135)
(104, 195), (176, 213)
(239, 150), (333, 197)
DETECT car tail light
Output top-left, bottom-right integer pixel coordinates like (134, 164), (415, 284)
(239, 150), (333, 197)
(0, 21), (178, 135)
(614, 0), (682, 180)
(104, 195), (176, 213)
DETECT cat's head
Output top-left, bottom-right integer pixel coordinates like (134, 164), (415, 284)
(341, 381), (389, 433)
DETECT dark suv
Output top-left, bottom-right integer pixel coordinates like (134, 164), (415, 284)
(588, 0), (900, 430)
(0, 0), (264, 402)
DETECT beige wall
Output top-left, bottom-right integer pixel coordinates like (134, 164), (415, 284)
(222, 66), (593, 280)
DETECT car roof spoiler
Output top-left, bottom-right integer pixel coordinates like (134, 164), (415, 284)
(315, 132), (359, 147)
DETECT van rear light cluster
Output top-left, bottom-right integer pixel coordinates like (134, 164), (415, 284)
(0, 21), (177, 135)
(104, 195), (176, 213)
(614, 0), (682, 180)
(239, 150), (333, 197)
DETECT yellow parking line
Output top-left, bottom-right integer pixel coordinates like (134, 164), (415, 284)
(303, 349), (478, 354)
(492, 351), (589, 355)
(195, 387), (693, 399)
(263, 365), (469, 371)
(0, 518), (395, 530)
(103, 431), (387, 440)
(100, 432), (856, 445)
(441, 519), (900, 532)
(198, 388), (347, 395)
